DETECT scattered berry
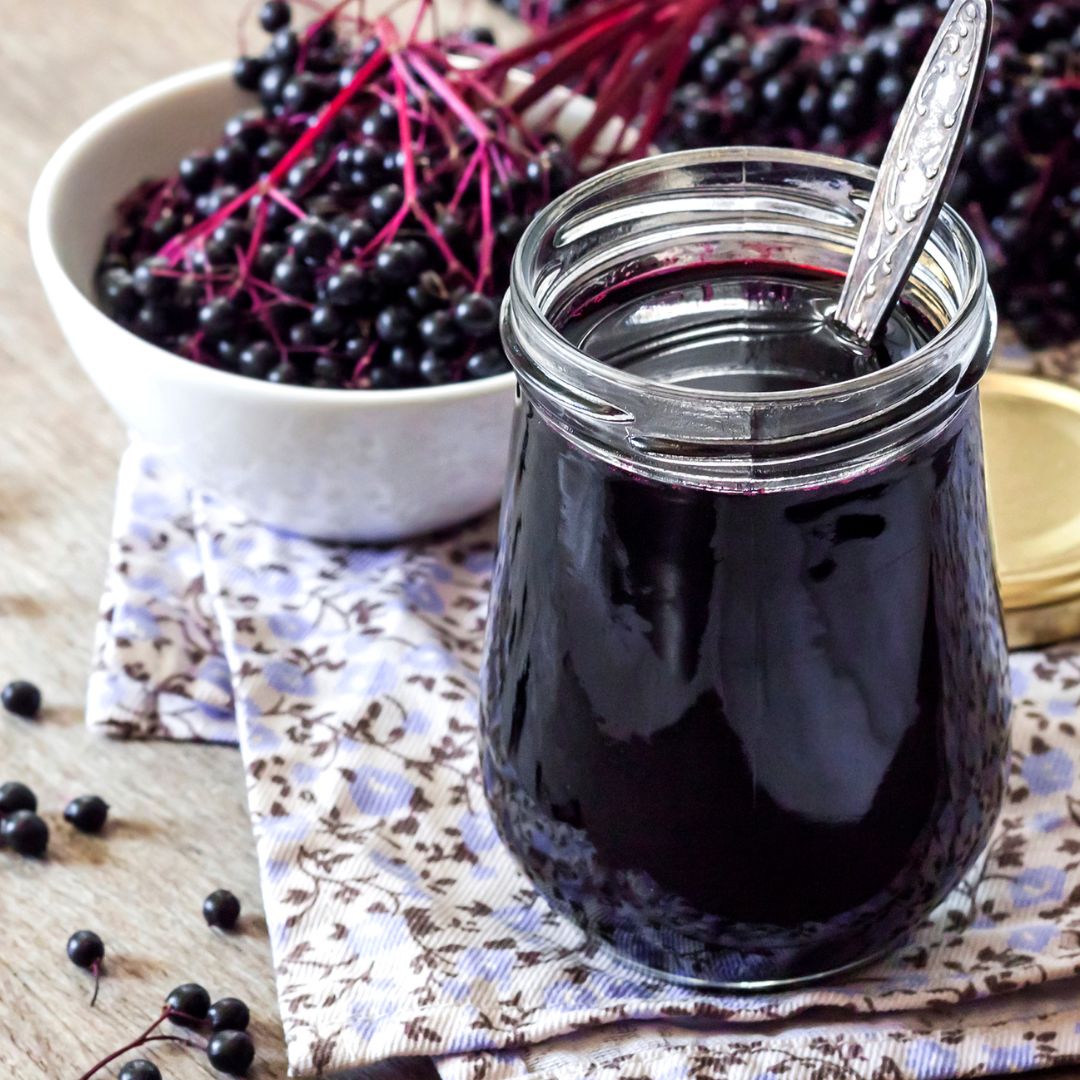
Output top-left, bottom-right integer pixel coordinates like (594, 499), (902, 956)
(203, 889), (242, 930)
(2, 810), (49, 856)
(207, 1030), (256, 1076)
(208, 997), (251, 1032)
(64, 795), (110, 834)
(118, 1062), (162, 1080)
(166, 982), (212, 1027)
(2, 679), (41, 718)
(67, 929), (105, 969)
(67, 930), (106, 1006)
(0, 781), (37, 816)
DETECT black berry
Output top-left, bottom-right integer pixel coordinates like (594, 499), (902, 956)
(198, 297), (241, 338)
(233, 56), (265, 92)
(209, 997), (251, 1032)
(166, 982), (212, 1026)
(118, 1062), (162, 1080)
(67, 930), (105, 969)
(290, 220), (335, 264)
(2, 680), (41, 719)
(64, 795), (110, 834)
(375, 305), (414, 344)
(203, 889), (242, 930)
(0, 781), (36, 816)
(179, 152), (216, 194)
(259, 0), (291, 33)
(453, 292), (498, 336)
(207, 1030), (256, 1076)
(419, 310), (462, 354)
(2, 810), (48, 856)
(465, 347), (510, 379)
(238, 341), (277, 380)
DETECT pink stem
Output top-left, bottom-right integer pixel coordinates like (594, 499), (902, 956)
(407, 52), (490, 143)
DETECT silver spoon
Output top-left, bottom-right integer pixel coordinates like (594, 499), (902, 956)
(834, 0), (992, 342)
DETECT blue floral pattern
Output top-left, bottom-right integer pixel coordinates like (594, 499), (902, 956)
(88, 446), (1080, 1080)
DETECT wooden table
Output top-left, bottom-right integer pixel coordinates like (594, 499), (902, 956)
(0, 3), (512, 1077)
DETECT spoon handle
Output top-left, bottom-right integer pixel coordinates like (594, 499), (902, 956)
(834, 0), (992, 342)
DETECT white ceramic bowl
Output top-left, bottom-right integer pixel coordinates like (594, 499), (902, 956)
(30, 61), (536, 541)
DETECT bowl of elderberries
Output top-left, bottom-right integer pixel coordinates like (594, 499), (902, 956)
(31, 2), (596, 540)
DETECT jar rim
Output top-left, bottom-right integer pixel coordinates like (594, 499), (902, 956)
(508, 146), (989, 407)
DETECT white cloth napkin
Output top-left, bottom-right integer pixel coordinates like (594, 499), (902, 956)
(89, 446), (1080, 1079)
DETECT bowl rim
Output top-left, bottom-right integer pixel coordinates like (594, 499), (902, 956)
(28, 59), (516, 410)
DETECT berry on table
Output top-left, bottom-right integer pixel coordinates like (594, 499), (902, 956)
(118, 1061), (162, 1080)
(67, 929), (106, 1006)
(207, 1030), (256, 1076)
(64, 795), (110, 834)
(67, 930), (105, 970)
(208, 997), (251, 1032)
(203, 889), (242, 930)
(2, 679), (41, 718)
(0, 781), (37, 816)
(2, 810), (49, 857)
(166, 982), (212, 1026)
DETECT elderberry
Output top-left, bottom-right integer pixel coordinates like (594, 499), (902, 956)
(118, 1062), (162, 1080)
(64, 795), (110, 834)
(466, 347), (510, 379)
(97, 2), (583, 388)
(260, 0), (291, 33)
(453, 292), (498, 336)
(2, 679), (41, 719)
(67, 930), (105, 970)
(208, 997), (251, 1032)
(166, 982), (211, 1026)
(207, 1030), (256, 1075)
(649, 1), (1080, 346)
(3, 810), (49, 856)
(0, 782), (36, 816)
(204, 889), (242, 930)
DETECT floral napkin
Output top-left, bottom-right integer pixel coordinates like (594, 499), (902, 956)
(88, 444), (1080, 1080)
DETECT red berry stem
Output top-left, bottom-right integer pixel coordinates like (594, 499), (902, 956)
(73, 1008), (206, 1080)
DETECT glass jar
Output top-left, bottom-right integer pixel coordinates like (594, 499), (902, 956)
(481, 148), (1010, 988)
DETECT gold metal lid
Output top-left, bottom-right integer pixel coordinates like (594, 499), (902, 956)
(981, 371), (1080, 648)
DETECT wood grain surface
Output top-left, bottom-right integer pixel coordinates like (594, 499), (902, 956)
(1, 3), (1078, 1079)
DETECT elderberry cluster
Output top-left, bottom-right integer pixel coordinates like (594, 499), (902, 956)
(96, 0), (578, 389)
(666, 0), (1080, 346)
(78, 983), (256, 1079)
(499, 0), (1080, 348)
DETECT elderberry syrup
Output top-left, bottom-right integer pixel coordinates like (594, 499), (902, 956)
(481, 150), (1010, 986)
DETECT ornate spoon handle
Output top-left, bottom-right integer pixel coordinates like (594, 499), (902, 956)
(834, 0), (992, 342)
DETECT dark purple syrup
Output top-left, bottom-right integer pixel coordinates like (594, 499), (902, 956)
(481, 263), (1010, 985)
